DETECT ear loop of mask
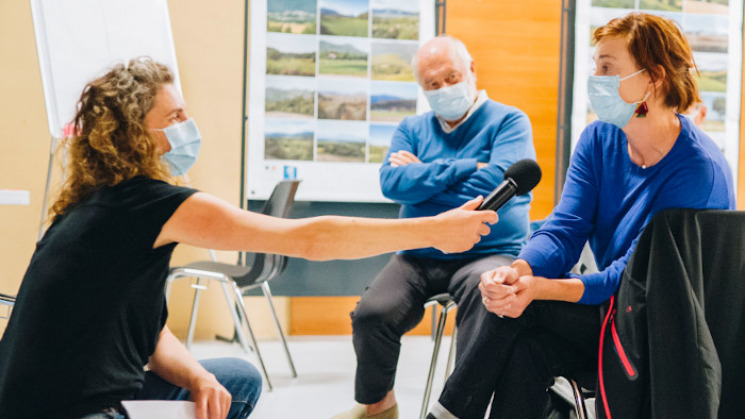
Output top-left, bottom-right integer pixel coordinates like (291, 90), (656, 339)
(621, 68), (651, 118)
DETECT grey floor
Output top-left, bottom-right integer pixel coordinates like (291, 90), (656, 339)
(190, 335), (454, 419)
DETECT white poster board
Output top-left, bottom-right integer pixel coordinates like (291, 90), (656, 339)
(571, 0), (742, 190)
(30, 0), (181, 138)
(247, 0), (436, 202)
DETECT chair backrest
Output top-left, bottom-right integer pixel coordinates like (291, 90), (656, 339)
(237, 179), (300, 289)
(261, 179), (300, 219)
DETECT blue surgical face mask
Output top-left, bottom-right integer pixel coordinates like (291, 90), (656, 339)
(151, 118), (202, 176)
(424, 81), (474, 121)
(588, 68), (649, 129)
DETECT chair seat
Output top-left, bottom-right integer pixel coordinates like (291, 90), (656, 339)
(0, 293), (15, 305)
(427, 293), (455, 306)
(177, 261), (253, 279)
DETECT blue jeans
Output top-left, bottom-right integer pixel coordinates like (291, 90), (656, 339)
(80, 358), (262, 419)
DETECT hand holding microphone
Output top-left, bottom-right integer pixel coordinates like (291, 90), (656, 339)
(478, 159), (542, 211)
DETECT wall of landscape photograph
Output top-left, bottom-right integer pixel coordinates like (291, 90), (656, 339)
(253, 0), (427, 179)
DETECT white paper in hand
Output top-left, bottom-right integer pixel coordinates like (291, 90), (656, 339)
(121, 400), (196, 419)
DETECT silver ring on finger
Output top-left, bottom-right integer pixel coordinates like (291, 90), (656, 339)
(482, 296), (489, 305)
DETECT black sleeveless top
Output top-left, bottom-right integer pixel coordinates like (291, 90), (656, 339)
(0, 177), (196, 418)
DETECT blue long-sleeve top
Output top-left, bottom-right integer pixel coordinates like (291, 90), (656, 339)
(519, 116), (735, 304)
(380, 99), (536, 259)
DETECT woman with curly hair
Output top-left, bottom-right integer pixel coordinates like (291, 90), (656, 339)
(0, 58), (498, 419)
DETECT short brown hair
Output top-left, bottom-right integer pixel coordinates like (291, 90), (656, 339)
(51, 57), (174, 218)
(593, 12), (698, 112)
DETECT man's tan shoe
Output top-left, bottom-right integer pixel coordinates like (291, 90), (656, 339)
(331, 403), (399, 419)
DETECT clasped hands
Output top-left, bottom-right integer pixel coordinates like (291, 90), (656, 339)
(479, 265), (537, 319)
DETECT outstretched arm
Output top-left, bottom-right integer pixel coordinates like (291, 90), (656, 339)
(154, 194), (498, 260)
(148, 326), (231, 419)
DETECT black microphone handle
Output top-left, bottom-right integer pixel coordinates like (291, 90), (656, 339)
(478, 178), (518, 211)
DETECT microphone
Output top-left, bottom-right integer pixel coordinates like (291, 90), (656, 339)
(478, 159), (542, 211)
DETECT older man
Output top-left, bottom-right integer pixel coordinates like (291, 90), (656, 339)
(333, 36), (536, 419)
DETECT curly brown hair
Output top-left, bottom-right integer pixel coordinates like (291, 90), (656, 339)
(50, 57), (174, 218)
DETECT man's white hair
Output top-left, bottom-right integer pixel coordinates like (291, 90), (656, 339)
(411, 35), (473, 82)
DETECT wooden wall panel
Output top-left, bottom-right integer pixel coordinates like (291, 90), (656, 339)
(739, 31), (745, 209)
(447, 0), (562, 220)
(290, 297), (456, 336)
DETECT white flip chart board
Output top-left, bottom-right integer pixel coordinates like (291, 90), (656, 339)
(30, 0), (181, 138)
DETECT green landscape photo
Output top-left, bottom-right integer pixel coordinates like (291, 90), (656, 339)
(591, 0), (634, 7)
(267, 0), (317, 34)
(697, 70), (727, 92)
(639, 0), (683, 11)
(317, 121), (366, 162)
(319, 37), (368, 78)
(265, 75), (315, 118)
(368, 124), (396, 163)
(265, 119), (315, 161)
(266, 33), (316, 77)
(370, 81), (417, 122)
(372, 0), (419, 40)
(320, 0), (369, 37)
(371, 41), (417, 81)
(694, 52), (728, 93)
(318, 79), (367, 120)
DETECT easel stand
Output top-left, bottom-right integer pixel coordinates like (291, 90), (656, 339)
(38, 135), (59, 241)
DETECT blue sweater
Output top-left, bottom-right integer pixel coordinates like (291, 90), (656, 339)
(519, 116), (735, 304)
(380, 99), (536, 259)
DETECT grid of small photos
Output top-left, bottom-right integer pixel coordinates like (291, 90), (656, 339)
(587, 0), (732, 150)
(263, 0), (421, 164)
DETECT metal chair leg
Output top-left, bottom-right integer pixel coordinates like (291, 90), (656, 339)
(165, 275), (174, 301)
(420, 304), (449, 419)
(431, 305), (437, 341)
(569, 378), (588, 419)
(186, 277), (206, 350)
(444, 324), (457, 379)
(232, 282), (273, 391)
(260, 282), (297, 378)
(219, 281), (252, 354)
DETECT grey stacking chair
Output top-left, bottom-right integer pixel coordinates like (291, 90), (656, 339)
(165, 179), (300, 391)
(0, 293), (15, 326)
(420, 293), (458, 419)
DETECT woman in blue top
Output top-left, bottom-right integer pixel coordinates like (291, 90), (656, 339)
(428, 12), (735, 419)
